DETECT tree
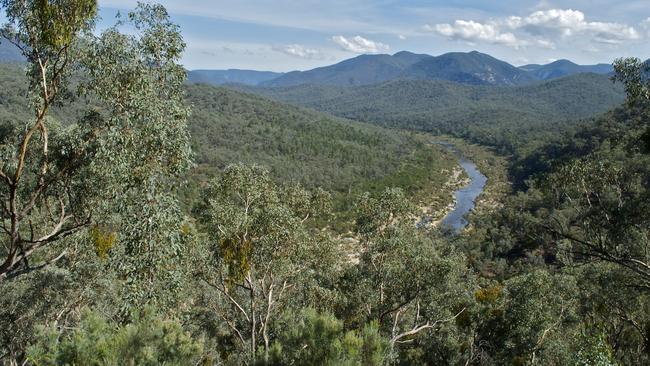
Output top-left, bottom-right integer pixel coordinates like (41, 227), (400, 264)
(0, 2), (193, 363)
(265, 308), (387, 366)
(26, 308), (204, 365)
(345, 188), (473, 360)
(613, 57), (650, 110)
(195, 164), (339, 364)
(0, 0), (97, 279)
(77, 3), (193, 312)
(477, 270), (578, 365)
(0, 0), (192, 299)
(613, 57), (650, 151)
(539, 149), (650, 290)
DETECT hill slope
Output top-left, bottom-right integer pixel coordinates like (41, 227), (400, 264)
(263, 50), (534, 87)
(0, 63), (454, 193)
(241, 73), (625, 152)
(255, 50), (616, 87)
(186, 83), (444, 190)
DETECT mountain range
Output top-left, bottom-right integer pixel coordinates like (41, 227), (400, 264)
(186, 51), (619, 87)
(0, 42), (626, 88)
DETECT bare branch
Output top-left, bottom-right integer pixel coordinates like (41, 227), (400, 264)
(201, 278), (251, 323)
(390, 307), (466, 346)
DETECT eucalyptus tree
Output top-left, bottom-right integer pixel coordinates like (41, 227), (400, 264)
(613, 57), (650, 111)
(265, 308), (387, 366)
(0, 0), (97, 279)
(539, 149), (650, 287)
(0, 0), (192, 300)
(346, 188), (474, 360)
(196, 164), (339, 364)
(26, 308), (204, 366)
(0, 1), (193, 363)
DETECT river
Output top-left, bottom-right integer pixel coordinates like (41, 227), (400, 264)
(433, 141), (488, 233)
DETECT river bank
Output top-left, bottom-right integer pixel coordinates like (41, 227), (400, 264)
(417, 136), (510, 234)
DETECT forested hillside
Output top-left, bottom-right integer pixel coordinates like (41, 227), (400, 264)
(261, 51), (431, 87)
(0, 63), (458, 220)
(186, 83), (434, 191)
(243, 73), (625, 153)
(3, 1), (650, 366)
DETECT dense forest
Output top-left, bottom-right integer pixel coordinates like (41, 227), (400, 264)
(239, 74), (625, 156)
(1, 1), (650, 366)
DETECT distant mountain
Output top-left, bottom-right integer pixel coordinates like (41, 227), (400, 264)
(186, 69), (283, 86)
(262, 51), (603, 87)
(261, 51), (432, 87)
(171, 50), (631, 88)
(519, 59), (613, 80)
(0, 41), (24, 63)
(405, 51), (536, 86)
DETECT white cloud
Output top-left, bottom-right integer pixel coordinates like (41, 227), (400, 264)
(426, 8), (640, 49)
(272, 44), (323, 59)
(425, 20), (525, 48)
(508, 9), (640, 44)
(398, 34), (407, 40)
(331, 35), (389, 54)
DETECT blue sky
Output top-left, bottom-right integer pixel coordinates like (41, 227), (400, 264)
(98, 0), (650, 71)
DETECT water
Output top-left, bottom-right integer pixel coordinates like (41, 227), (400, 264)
(434, 141), (488, 233)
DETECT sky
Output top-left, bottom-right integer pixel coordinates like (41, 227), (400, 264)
(97, 0), (650, 72)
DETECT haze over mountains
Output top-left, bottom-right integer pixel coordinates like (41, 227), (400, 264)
(185, 50), (620, 87)
(0, 41), (24, 63)
(187, 69), (283, 86)
(519, 59), (613, 80)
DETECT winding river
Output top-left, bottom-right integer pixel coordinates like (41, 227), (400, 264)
(434, 141), (488, 233)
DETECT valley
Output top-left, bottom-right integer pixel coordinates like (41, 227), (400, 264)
(1, 3), (649, 364)
(435, 141), (488, 233)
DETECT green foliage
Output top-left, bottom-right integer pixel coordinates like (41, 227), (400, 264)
(32, 0), (97, 48)
(342, 188), (475, 363)
(242, 73), (624, 155)
(353, 187), (413, 236)
(26, 308), (204, 366)
(186, 84), (428, 192)
(0, 267), (77, 364)
(613, 57), (650, 110)
(574, 332), (617, 366)
(266, 309), (387, 366)
(0, 2), (196, 363)
(75, 3), (193, 315)
(1, 0), (96, 51)
(195, 164), (342, 363)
